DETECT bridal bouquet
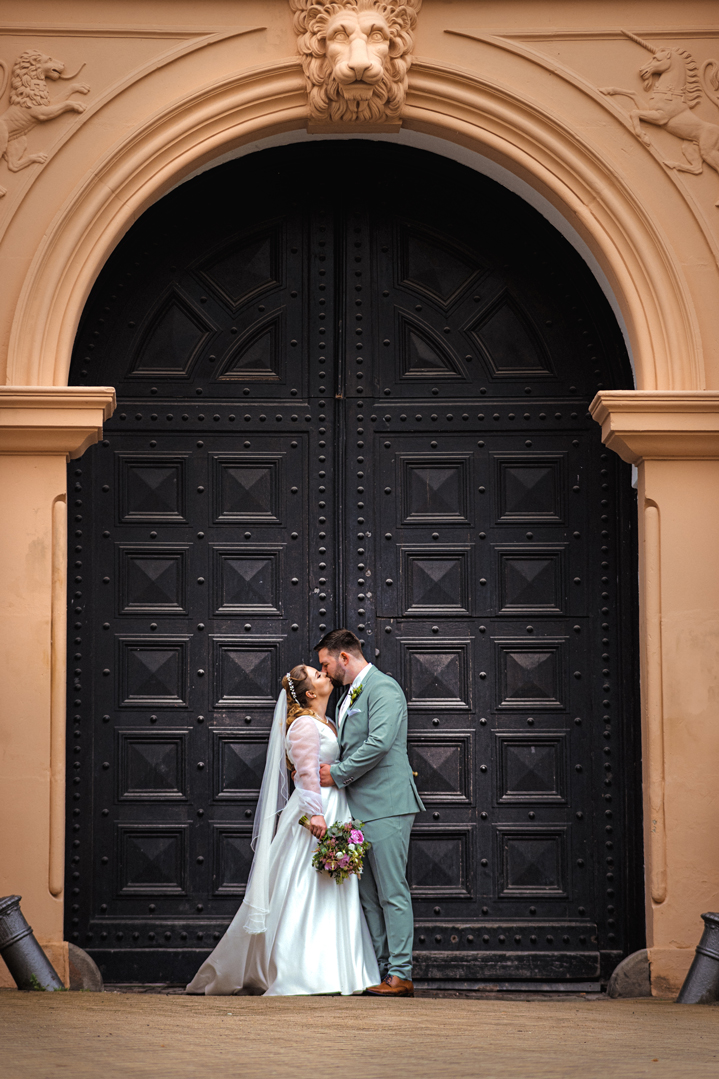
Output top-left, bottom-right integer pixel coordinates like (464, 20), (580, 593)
(298, 817), (371, 884)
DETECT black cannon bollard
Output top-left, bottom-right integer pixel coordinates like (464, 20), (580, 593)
(0, 895), (64, 991)
(677, 912), (719, 1004)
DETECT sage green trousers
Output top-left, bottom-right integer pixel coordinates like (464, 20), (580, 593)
(358, 814), (415, 981)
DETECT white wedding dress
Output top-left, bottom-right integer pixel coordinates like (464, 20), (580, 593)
(186, 714), (380, 996)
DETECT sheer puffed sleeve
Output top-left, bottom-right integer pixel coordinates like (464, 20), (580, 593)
(286, 716), (323, 818)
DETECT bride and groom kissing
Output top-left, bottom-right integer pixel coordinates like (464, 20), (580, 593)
(187, 628), (424, 998)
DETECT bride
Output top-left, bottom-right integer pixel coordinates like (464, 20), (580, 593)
(186, 664), (380, 996)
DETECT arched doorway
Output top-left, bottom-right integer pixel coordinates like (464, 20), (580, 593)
(66, 142), (642, 986)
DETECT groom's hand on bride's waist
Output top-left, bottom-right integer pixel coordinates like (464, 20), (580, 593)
(319, 764), (337, 788)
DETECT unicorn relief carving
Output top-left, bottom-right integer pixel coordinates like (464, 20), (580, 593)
(0, 51), (90, 197)
(601, 31), (719, 206)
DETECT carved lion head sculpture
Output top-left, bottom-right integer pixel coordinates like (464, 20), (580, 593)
(289, 0), (422, 124)
(9, 51), (66, 108)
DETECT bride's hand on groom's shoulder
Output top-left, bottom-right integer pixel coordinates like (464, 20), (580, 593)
(309, 815), (327, 838)
(319, 763), (336, 788)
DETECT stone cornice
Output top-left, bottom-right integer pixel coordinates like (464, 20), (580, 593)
(590, 391), (719, 462)
(0, 386), (116, 457)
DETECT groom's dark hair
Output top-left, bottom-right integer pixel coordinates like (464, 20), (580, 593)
(314, 628), (364, 657)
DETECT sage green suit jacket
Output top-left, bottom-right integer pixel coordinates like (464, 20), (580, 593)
(329, 666), (425, 823)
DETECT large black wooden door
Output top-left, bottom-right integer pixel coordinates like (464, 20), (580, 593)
(68, 143), (642, 984)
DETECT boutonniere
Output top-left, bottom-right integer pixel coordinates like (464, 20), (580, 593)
(349, 684), (364, 706)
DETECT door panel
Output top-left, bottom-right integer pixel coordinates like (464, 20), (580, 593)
(68, 143), (641, 984)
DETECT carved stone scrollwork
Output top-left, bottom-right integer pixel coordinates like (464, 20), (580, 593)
(0, 51), (91, 197)
(289, 0), (422, 129)
(600, 30), (719, 207)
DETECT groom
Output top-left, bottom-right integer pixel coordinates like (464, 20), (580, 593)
(315, 629), (424, 998)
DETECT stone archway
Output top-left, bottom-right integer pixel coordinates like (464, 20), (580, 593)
(5, 59), (706, 392)
(2, 47), (717, 995)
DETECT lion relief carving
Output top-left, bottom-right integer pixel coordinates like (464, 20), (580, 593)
(0, 50), (90, 197)
(289, 0), (422, 125)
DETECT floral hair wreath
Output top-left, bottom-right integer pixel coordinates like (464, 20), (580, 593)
(285, 673), (301, 706)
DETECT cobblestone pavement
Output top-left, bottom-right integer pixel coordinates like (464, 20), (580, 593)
(1, 991), (718, 1079)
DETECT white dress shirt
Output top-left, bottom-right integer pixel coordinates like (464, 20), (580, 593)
(337, 663), (373, 729)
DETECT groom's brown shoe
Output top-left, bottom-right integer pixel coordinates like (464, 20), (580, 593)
(365, 974), (414, 997)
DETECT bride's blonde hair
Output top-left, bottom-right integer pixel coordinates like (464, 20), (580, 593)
(282, 664), (314, 725)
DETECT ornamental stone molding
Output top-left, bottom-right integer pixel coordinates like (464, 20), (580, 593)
(0, 386), (116, 457)
(589, 390), (719, 461)
(289, 0), (421, 130)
